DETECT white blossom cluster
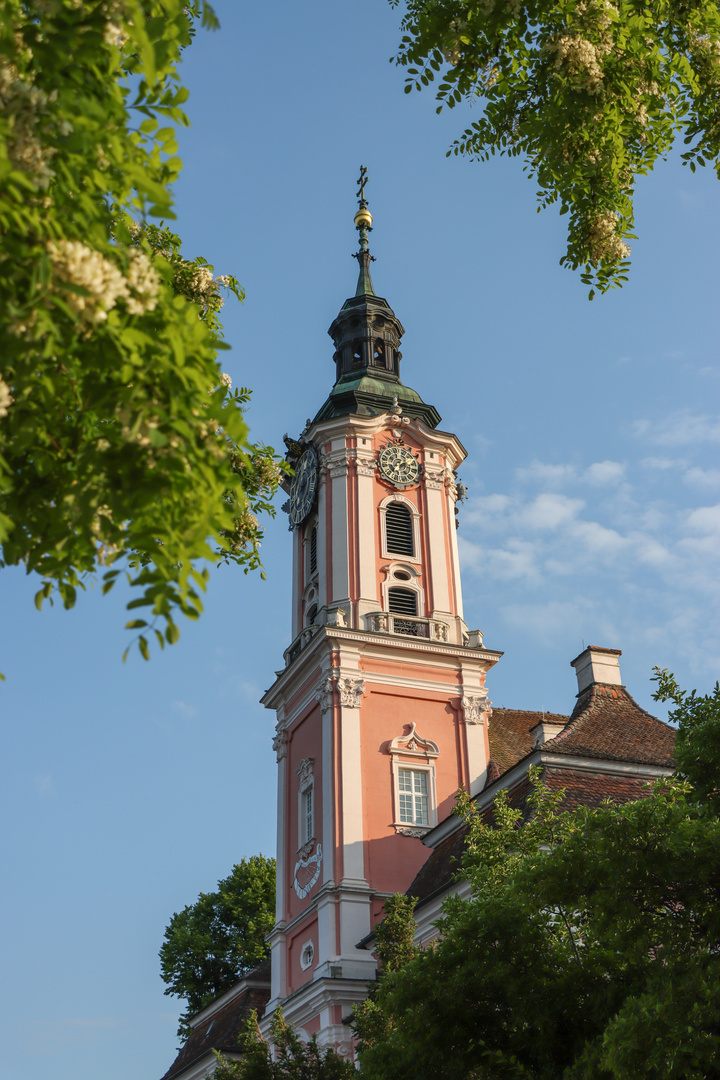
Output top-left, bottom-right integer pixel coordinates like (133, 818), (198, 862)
(220, 372), (232, 389)
(442, 17), (468, 65)
(0, 58), (58, 188)
(585, 210), (631, 262)
(0, 374), (13, 419)
(47, 240), (160, 326)
(187, 266), (231, 311)
(103, 21), (128, 47)
(547, 35), (607, 94)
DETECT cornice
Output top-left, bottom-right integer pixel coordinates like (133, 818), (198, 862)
(262, 626), (502, 711)
(305, 412), (467, 466)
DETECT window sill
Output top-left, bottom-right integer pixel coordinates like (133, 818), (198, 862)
(393, 824), (432, 838)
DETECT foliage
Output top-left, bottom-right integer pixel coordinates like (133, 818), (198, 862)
(0, 0), (280, 661)
(353, 894), (418, 1055)
(213, 1008), (356, 1080)
(388, 0), (720, 296)
(160, 855), (276, 1039)
(355, 740), (720, 1080)
(653, 665), (720, 809)
(374, 893), (418, 973)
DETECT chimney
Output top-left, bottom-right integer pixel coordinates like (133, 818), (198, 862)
(571, 646), (622, 694)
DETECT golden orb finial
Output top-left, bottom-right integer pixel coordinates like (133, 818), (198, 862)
(354, 206), (373, 229)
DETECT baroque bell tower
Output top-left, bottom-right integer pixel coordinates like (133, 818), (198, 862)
(261, 170), (501, 1055)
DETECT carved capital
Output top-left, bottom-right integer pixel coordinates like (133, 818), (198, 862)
(337, 676), (365, 708)
(272, 729), (288, 761)
(462, 693), (492, 725)
(315, 676), (335, 713)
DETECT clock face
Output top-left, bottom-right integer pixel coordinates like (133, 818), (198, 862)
(289, 448), (318, 528)
(377, 443), (421, 488)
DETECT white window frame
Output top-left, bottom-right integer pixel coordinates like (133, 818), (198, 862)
(389, 724), (439, 836)
(379, 494), (421, 564)
(397, 767), (431, 826)
(296, 757), (315, 854)
(299, 940), (315, 971)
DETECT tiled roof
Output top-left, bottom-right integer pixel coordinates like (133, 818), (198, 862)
(407, 763), (667, 908)
(543, 766), (661, 811)
(160, 959), (271, 1080)
(488, 708), (568, 774)
(406, 826), (467, 908)
(543, 684), (675, 767)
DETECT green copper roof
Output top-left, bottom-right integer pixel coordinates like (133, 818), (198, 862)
(354, 251), (375, 297)
(313, 373), (441, 429)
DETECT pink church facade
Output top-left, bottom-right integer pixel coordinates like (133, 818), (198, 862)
(158, 180), (676, 1080)
(262, 414), (500, 1052)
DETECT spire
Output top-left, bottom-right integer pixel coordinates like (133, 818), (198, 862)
(353, 165), (375, 297)
(313, 168), (441, 430)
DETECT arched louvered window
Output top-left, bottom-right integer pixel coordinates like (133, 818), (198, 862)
(386, 503), (414, 557)
(307, 604), (318, 626)
(309, 525), (317, 577)
(388, 587), (417, 616)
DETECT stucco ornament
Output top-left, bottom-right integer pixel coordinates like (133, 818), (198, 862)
(272, 728), (288, 761)
(315, 676), (335, 713)
(293, 842), (323, 899)
(462, 692), (493, 725)
(396, 826), (430, 839)
(337, 676), (365, 708)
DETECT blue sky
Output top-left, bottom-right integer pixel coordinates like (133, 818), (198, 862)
(2, 2), (719, 1078)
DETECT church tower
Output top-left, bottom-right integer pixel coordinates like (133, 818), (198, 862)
(261, 171), (501, 1055)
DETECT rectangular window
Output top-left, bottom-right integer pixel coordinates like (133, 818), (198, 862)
(302, 786), (314, 843)
(398, 768), (429, 826)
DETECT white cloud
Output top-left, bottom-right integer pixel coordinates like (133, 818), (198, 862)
(634, 412), (720, 446)
(516, 461), (577, 486)
(458, 455), (720, 679)
(641, 456), (686, 471)
(584, 460), (625, 485)
(521, 493), (584, 530)
(685, 503), (720, 535)
(684, 467), (720, 488)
